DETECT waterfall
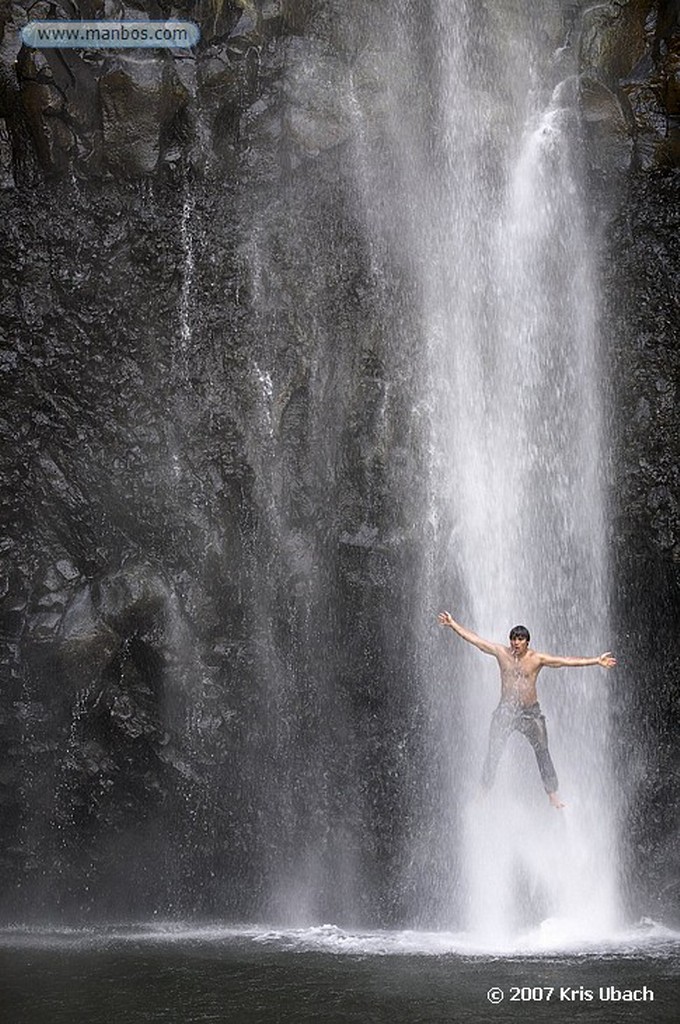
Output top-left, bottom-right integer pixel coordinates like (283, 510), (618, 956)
(418, 4), (620, 941)
(235, 0), (622, 938)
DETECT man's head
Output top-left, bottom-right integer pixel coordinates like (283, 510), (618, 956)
(509, 625), (530, 642)
(509, 625), (530, 653)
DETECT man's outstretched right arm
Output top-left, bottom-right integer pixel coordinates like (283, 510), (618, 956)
(437, 612), (500, 656)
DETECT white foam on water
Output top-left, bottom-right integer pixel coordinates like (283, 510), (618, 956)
(1, 920), (677, 958)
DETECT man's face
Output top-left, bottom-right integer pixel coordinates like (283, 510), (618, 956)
(510, 635), (529, 655)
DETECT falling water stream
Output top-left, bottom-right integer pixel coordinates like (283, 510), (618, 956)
(332, 0), (620, 944)
(424, 11), (619, 942)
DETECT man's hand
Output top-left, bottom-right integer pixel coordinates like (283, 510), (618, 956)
(437, 612), (500, 656)
(598, 652), (617, 668)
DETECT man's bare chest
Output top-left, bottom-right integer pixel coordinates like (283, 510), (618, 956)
(499, 654), (539, 683)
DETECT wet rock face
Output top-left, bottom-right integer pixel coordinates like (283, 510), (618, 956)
(0, 0), (329, 182)
(603, 168), (680, 922)
(0, 130), (424, 919)
(578, 7), (680, 926)
(0, 0), (678, 923)
(576, 0), (680, 171)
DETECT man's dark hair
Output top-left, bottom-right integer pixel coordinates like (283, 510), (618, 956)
(509, 625), (530, 642)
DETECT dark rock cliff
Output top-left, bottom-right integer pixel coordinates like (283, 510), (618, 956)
(575, 0), (680, 922)
(0, 0), (678, 924)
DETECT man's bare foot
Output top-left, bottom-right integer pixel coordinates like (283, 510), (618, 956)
(548, 791), (565, 809)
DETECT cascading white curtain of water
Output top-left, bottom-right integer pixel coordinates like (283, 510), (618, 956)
(421, 1), (621, 943)
(243, 0), (620, 937)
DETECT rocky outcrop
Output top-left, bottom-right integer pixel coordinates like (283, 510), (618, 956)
(0, 0), (351, 182)
(576, 0), (680, 171)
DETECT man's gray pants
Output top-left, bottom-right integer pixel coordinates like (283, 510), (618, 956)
(482, 700), (559, 794)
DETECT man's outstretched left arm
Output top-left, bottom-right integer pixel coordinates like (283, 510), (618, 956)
(538, 652), (617, 669)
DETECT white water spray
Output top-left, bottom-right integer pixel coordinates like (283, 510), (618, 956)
(234, 0), (621, 936)
(423, 4), (620, 942)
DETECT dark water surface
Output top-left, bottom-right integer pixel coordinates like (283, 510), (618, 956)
(1, 931), (678, 1024)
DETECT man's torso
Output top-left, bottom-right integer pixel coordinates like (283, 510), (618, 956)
(496, 646), (543, 705)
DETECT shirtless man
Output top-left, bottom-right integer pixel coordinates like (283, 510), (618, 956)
(437, 612), (617, 809)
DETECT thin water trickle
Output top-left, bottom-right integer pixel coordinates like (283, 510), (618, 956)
(179, 193), (195, 356)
